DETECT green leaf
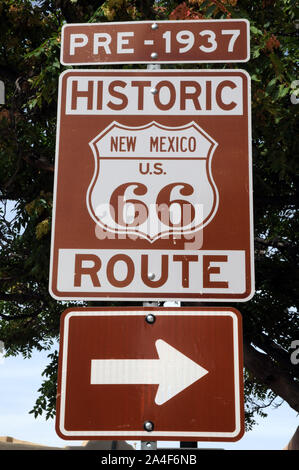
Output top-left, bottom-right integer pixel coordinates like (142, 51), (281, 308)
(277, 85), (289, 99)
(252, 47), (261, 59)
(251, 25), (263, 36)
(205, 4), (217, 17)
(251, 74), (261, 82)
(199, 0), (211, 9)
(265, 78), (277, 96)
(269, 52), (284, 78)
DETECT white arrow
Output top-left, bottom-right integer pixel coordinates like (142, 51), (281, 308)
(90, 339), (209, 405)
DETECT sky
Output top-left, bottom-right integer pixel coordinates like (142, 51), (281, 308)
(0, 343), (298, 450)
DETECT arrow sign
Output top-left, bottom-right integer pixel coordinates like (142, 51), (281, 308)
(55, 308), (245, 441)
(90, 338), (209, 405)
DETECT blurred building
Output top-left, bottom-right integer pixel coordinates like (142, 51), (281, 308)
(0, 436), (134, 450)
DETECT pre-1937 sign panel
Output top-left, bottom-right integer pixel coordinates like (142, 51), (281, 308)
(56, 307), (244, 441)
(49, 69), (254, 301)
(61, 19), (250, 65)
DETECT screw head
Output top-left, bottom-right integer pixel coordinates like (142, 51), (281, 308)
(144, 420), (154, 432)
(150, 87), (158, 95)
(145, 314), (156, 324)
(151, 23), (159, 30)
(148, 272), (155, 280)
(151, 52), (158, 59)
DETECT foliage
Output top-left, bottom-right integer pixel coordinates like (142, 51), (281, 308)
(29, 350), (58, 420)
(0, 0), (298, 431)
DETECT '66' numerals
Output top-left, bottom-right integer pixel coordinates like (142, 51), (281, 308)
(162, 29), (241, 54)
(110, 182), (196, 229)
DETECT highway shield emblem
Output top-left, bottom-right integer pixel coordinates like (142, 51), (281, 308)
(87, 121), (218, 243)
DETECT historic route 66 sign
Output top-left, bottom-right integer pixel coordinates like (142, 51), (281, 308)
(88, 121), (218, 242)
(49, 69), (254, 302)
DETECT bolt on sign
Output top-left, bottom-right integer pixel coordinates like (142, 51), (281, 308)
(49, 69), (254, 302)
(55, 307), (244, 442)
(61, 20), (250, 65)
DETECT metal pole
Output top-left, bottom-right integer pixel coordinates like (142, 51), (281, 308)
(138, 62), (162, 452)
(142, 300), (158, 451)
(180, 441), (198, 448)
(141, 61), (198, 451)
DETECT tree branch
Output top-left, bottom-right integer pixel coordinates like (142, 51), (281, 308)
(252, 333), (299, 378)
(0, 65), (18, 82)
(22, 154), (54, 172)
(0, 293), (42, 302)
(255, 236), (292, 249)
(243, 338), (299, 413)
(0, 311), (39, 320)
(133, 0), (156, 19)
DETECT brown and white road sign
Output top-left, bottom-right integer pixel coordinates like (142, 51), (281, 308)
(61, 20), (250, 65)
(55, 307), (244, 442)
(49, 69), (254, 301)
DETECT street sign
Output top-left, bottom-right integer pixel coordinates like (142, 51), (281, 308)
(61, 20), (250, 65)
(55, 307), (244, 442)
(49, 69), (254, 302)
